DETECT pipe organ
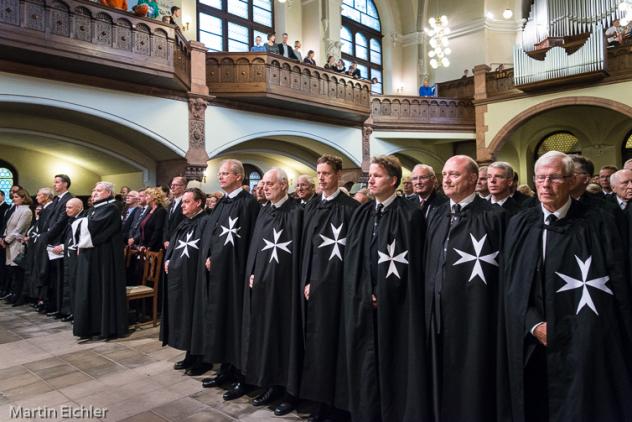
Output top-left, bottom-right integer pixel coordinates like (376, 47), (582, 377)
(521, 0), (621, 51)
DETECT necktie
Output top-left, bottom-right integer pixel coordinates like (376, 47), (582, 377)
(170, 201), (177, 215)
(372, 203), (384, 238)
(451, 204), (461, 225)
(543, 214), (558, 260)
(621, 201), (627, 210)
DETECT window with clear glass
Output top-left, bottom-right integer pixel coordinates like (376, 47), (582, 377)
(0, 166), (15, 205)
(340, 0), (382, 91)
(197, 0), (273, 52)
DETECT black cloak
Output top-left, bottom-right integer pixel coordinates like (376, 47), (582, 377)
(337, 196), (430, 422)
(503, 200), (632, 422)
(160, 211), (207, 350)
(240, 198), (303, 389)
(424, 195), (506, 422)
(290, 191), (358, 404)
(73, 198), (128, 339)
(61, 214), (81, 316)
(190, 190), (260, 367)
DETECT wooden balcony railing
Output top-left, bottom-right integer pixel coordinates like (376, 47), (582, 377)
(370, 96), (475, 131)
(206, 52), (372, 123)
(0, 0), (191, 91)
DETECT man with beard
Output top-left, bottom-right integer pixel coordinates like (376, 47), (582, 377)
(338, 155), (429, 422)
(424, 155), (506, 422)
(240, 168), (303, 413)
(409, 164), (447, 219)
(291, 154), (358, 421)
(195, 159), (259, 393)
(73, 182), (128, 340)
(54, 198), (84, 322)
(487, 161), (522, 216)
(161, 188), (208, 374)
(504, 151), (632, 422)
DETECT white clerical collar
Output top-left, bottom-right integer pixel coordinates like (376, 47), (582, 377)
(450, 192), (477, 210)
(224, 187), (243, 199)
(322, 189), (341, 202)
(94, 198), (115, 208)
(541, 197), (572, 223)
(271, 194), (289, 208)
(603, 190), (613, 196)
(478, 193), (490, 200)
(376, 191), (397, 210)
(43, 201), (53, 209)
(490, 195), (509, 206)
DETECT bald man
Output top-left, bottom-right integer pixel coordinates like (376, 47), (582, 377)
(425, 155), (506, 422)
(56, 198), (84, 321)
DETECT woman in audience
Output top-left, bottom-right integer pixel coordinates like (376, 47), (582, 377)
(139, 187), (168, 252)
(2, 189), (33, 306)
(303, 50), (316, 65)
(265, 33), (279, 55)
(324, 55), (336, 69)
(335, 59), (346, 73)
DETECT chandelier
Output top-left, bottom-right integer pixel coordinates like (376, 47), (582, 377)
(425, 15), (451, 69)
(620, 1), (632, 26)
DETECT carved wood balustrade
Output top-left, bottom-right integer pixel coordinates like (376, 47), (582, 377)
(206, 52), (372, 123)
(0, 0), (191, 91)
(370, 95), (475, 131)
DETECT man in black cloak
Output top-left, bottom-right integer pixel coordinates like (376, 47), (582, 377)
(338, 155), (429, 422)
(56, 198), (84, 321)
(240, 167), (303, 414)
(488, 161), (522, 216)
(73, 182), (128, 340)
(195, 160), (260, 396)
(424, 155), (506, 422)
(22, 188), (54, 307)
(43, 174), (74, 316)
(503, 151), (632, 422)
(290, 154), (358, 422)
(409, 164), (447, 220)
(160, 188), (208, 374)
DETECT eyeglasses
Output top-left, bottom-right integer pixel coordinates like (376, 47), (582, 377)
(411, 175), (434, 181)
(170, 184), (184, 188)
(216, 172), (233, 178)
(533, 174), (570, 184)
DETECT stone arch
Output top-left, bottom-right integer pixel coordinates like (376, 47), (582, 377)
(488, 96), (632, 157)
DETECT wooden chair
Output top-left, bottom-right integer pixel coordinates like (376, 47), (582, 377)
(126, 250), (163, 327)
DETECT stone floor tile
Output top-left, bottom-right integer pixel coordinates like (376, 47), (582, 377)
(151, 397), (210, 421)
(0, 372), (41, 391)
(58, 380), (105, 401)
(31, 364), (78, 381)
(2, 379), (53, 402)
(46, 372), (93, 389)
(119, 411), (169, 422)
(183, 408), (238, 421)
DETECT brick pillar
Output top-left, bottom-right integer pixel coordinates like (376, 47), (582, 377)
(473, 64), (494, 165)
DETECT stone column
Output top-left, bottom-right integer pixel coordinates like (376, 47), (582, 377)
(185, 97), (210, 182)
(189, 41), (210, 96)
(473, 64), (494, 165)
(360, 118), (373, 185)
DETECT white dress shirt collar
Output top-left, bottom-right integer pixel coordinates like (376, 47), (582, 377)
(224, 187), (243, 199)
(376, 191), (398, 210)
(490, 195), (509, 206)
(450, 192), (477, 210)
(322, 189), (341, 202)
(541, 197), (572, 223)
(271, 194), (289, 208)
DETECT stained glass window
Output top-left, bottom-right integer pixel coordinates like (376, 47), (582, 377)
(198, 0), (273, 52)
(536, 132), (580, 157)
(0, 167), (14, 205)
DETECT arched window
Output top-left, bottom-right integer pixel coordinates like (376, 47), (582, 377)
(622, 130), (632, 166)
(0, 161), (17, 205)
(535, 131), (580, 160)
(198, 0), (273, 52)
(340, 0), (383, 94)
(244, 164), (262, 191)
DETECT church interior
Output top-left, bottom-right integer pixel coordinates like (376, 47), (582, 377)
(1, 0), (632, 419)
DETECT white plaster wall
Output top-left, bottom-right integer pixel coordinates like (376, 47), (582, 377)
(205, 106), (363, 166)
(0, 72), (190, 156)
(103, 173), (146, 191)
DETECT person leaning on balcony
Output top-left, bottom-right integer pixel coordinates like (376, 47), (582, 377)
(419, 78), (435, 97)
(278, 33), (298, 60)
(346, 62), (361, 79)
(293, 40), (303, 62)
(134, 0), (160, 19)
(303, 50), (316, 65)
(324, 55), (336, 69)
(265, 33), (280, 55)
(251, 36), (266, 52)
(99, 0), (127, 12)
(335, 59), (346, 73)
(165, 6), (180, 27)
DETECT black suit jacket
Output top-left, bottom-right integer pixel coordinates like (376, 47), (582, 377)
(511, 190), (530, 206)
(277, 43), (298, 60)
(121, 207), (140, 241)
(497, 196), (523, 216)
(141, 206), (167, 251)
(45, 192), (74, 245)
(129, 206), (148, 244)
(162, 199), (184, 243)
(408, 190), (448, 219)
(0, 202), (10, 236)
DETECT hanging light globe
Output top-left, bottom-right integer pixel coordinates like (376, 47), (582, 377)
(428, 50), (436, 58)
(429, 38), (438, 48)
(440, 15), (448, 25)
(502, 8), (513, 19)
(441, 57), (450, 67)
(444, 47), (452, 55)
(430, 59), (439, 68)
